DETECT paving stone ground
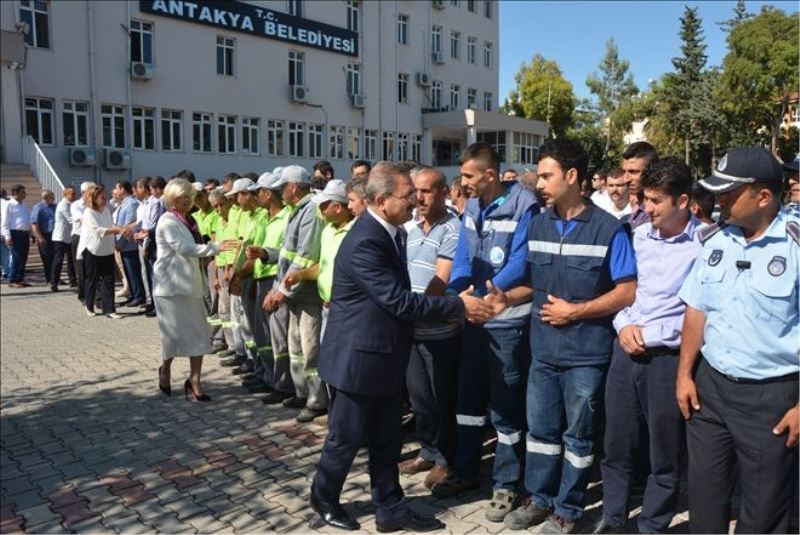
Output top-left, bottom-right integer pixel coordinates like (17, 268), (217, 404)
(0, 276), (691, 534)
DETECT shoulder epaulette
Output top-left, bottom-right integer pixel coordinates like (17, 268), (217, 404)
(787, 220), (800, 245)
(698, 222), (726, 244)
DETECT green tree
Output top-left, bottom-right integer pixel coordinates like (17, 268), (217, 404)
(717, 0), (753, 32)
(505, 54), (576, 136)
(720, 6), (799, 153)
(586, 38), (639, 157)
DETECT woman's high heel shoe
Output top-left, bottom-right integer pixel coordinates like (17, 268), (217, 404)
(184, 379), (211, 402)
(158, 365), (171, 396)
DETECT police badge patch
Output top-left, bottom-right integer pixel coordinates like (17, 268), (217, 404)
(708, 249), (723, 266)
(767, 256), (786, 277)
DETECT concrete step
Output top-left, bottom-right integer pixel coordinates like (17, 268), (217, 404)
(1, 167), (44, 212)
(0, 164), (33, 177)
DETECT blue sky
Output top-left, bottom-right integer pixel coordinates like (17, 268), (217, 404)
(498, 1), (798, 104)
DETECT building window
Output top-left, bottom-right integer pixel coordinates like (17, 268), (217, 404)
(450, 31), (460, 61)
(288, 121), (304, 157)
(161, 109), (182, 151)
(267, 120), (284, 156)
(25, 97), (53, 146)
(382, 131), (394, 160)
(484, 41), (493, 68)
(397, 133), (409, 162)
(467, 88), (477, 108)
(412, 134), (422, 162)
(430, 81), (442, 110)
(287, 0), (302, 17)
(467, 37), (476, 64)
(450, 85), (460, 110)
(513, 132), (538, 165)
(62, 101), (89, 147)
(398, 73), (409, 104)
(130, 20), (153, 64)
(346, 0), (359, 32)
(216, 36), (235, 76)
(397, 14), (408, 45)
(484, 0), (493, 18)
(309, 124), (323, 159)
(217, 115), (236, 154)
(364, 129), (377, 161)
(242, 117), (259, 155)
(346, 63), (361, 95)
(484, 91), (493, 112)
(132, 107), (155, 150)
(450, 0), (459, 6)
(289, 50), (305, 86)
(347, 127), (361, 159)
(192, 112), (212, 153)
(467, 0), (475, 12)
(330, 126), (344, 159)
(19, 0), (49, 48)
(431, 25), (442, 58)
(101, 104), (126, 149)
(477, 130), (505, 160)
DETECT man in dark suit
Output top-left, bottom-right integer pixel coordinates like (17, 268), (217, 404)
(310, 162), (493, 532)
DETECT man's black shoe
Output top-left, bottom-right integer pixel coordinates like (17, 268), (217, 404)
(591, 518), (623, 534)
(220, 355), (246, 367)
(246, 384), (271, 394)
(211, 343), (228, 354)
(126, 298), (146, 307)
(50, 286), (59, 292)
(217, 349), (237, 358)
(241, 376), (264, 386)
(262, 391), (293, 405)
(309, 492), (359, 531)
(376, 512), (444, 533)
(282, 396), (308, 409)
(144, 307), (156, 317)
(231, 361), (253, 375)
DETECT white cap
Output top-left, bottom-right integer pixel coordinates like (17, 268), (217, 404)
(250, 171), (282, 191)
(274, 165), (312, 188)
(225, 178), (256, 197)
(192, 182), (205, 192)
(313, 179), (348, 205)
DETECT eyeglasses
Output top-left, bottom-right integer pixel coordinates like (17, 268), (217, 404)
(389, 191), (416, 202)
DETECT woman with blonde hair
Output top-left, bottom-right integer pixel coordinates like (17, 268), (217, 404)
(154, 179), (238, 401)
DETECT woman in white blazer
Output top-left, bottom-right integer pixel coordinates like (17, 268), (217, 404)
(154, 179), (237, 401)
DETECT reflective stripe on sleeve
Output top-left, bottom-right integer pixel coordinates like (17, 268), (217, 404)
(484, 220), (518, 233)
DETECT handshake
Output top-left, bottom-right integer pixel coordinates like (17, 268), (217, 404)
(458, 281), (511, 324)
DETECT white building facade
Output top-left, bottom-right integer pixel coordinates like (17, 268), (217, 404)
(0, 0), (547, 186)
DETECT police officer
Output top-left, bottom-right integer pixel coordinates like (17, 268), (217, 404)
(677, 146), (799, 534)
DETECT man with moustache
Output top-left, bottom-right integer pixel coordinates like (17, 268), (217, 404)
(622, 142), (659, 230)
(601, 168), (632, 221)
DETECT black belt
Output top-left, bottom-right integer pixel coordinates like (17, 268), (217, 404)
(641, 346), (680, 357)
(709, 363), (798, 385)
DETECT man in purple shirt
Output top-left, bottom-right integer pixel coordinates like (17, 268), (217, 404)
(622, 142), (659, 231)
(593, 157), (704, 534)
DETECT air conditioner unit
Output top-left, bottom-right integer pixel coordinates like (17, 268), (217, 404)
(432, 51), (445, 64)
(416, 72), (431, 87)
(104, 149), (131, 170)
(290, 84), (309, 103)
(130, 62), (154, 80)
(432, 0), (445, 9)
(350, 94), (366, 109)
(69, 148), (97, 167)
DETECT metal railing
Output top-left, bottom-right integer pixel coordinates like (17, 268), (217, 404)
(21, 135), (64, 196)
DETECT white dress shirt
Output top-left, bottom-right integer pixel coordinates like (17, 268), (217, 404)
(1, 198), (31, 240)
(367, 207), (400, 254)
(53, 198), (73, 243)
(70, 198), (86, 237)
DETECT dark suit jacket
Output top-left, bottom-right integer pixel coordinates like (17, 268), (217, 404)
(319, 211), (465, 397)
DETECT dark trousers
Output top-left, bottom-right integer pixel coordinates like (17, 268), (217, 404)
(120, 249), (145, 302)
(71, 235), (85, 300)
(8, 229), (30, 283)
(600, 341), (684, 532)
(144, 252), (155, 304)
(406, 336), (460, 466)
(312, 387), (408, 523)
(37, 232), (54, 283)
(687, 359), (799, 534)
(83, 251), (115, 314)
(51, 240), (76, 287)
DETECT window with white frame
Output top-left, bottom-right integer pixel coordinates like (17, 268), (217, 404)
(397, 14), (408, 45)
(467, 88), (477, 108)
(513, 132), (537, 165)
(217, 115), (236, 154)
(450, 31), (460, 60)
(161, 110), (182, 151)
(288, 51), (305, 86)
(484, 91), (493, 112)
(467, 36), (476, 64)
(132, 107), (155, 150)
(288, 121), (305, 157)
(347, 127), (361, 159)
(130, 20), (153, 63)
(19, 0), (49, 48)
(101, 104), (126, 149)
(450, 85), (460, 109)
(287, 0), (302, 17)
(382, 131), (394, 160)
(308, 124), (323, 159)
(267, 120), (284, 156)
(192, 112), (212, 152)
(216, 36), (235, 76)
(430, 81), (442, 110)
(398, 73), (409, 104)
(484, 41), (493, 68)
(431, 25), (442, 57)
(467, 0), (475, 12)
(25, 97), (53, 146)
(346, 0), (359, 32)
(329, 126), (344, 159)
(477, 130), (505, 160)
(364, 129), (377, 161)
(412, 134), (422, 162)
(346, 63), (361, 95)
(397, 133), (409, 162)
(242, 117), (259, 155)
(62, 101), (89, 147)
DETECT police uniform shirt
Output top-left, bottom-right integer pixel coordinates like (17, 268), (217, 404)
(678, 209), (799, 380)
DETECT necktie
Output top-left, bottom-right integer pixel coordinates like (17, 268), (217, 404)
(394, 230), (406, 265)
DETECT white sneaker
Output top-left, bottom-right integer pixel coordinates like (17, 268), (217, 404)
(86, 308), (97, 317)
(107, 313), (123, 319)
